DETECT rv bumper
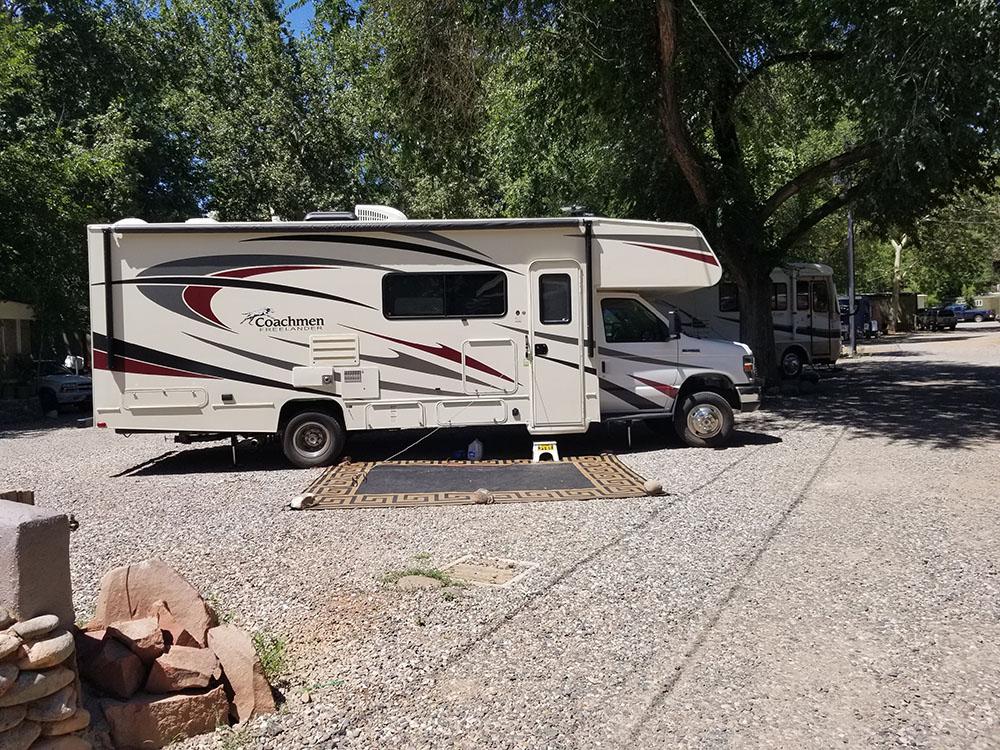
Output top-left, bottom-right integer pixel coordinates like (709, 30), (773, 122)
(736, 384), (761, 412)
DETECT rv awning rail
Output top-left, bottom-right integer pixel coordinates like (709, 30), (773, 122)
(101, 218), (588, 234)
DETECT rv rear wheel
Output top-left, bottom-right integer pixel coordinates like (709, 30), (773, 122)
(781, 349), (804, 378)
(974, 314), (984, 323)
(675, 392), (734, 448)
(282, 412), (345, 468)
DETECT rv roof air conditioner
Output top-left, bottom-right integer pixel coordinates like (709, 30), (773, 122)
(354, 205), (408, 222)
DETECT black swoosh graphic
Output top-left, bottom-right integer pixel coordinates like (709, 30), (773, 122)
(598, 378), (662, 411)
(106, 276), (375, 310)
(242, 234), (519, 275)
(185, 333), (299, 371)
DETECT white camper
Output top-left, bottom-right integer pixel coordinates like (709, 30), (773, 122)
(652, 263), (841, 378)
(87, 207), (760, 467)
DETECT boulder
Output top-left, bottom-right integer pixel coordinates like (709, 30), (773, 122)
(0, 609), (14, 630)
(0, 719), (39, 750)
(206, 625), (275, 722)
(145, 646), (220, 694)
(0, 663), (18, 697)
(90, 560), (216, 646)
(0, 631), (22, 660)
(11, 615), (59, 642)
(15, 629), (74, 670)
(72, 629), (106, 666)
(152, 602), (198, 648)
(29, 736), (91, 750)
(107, 618), (165, 665)
(0, 667), (74, 708)
(0, 705), (26, 732)
(78, 638), (144, 700)
(25, 684), (75, 723)
(102, 685), (229, 749)
(0, 503), (74, 627)
(38, 708), (90, 737)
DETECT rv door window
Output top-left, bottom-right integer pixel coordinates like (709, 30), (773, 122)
(812, 280), (830, 313)
(601, 298), (670, 343)
(718, 282), (739, 312)
(539, 273), (572, 324)
(796, 281), (811, 311)
(771, 283), (788, 311)
(383, 271), (506, 319)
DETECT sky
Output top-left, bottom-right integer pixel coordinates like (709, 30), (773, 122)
(285, 0), (316, 36)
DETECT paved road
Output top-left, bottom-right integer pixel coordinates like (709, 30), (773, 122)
(3, 325), (999, 749)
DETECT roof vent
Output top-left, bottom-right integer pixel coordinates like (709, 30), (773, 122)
(304, 211), (357, 222)
(115, 218), (148, 226)
(184, 217), (219, 224)
(354, 205), (408, 222)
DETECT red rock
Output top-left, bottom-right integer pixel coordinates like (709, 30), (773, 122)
(101, 685), (228, 749)
(145, 646), (220, 693)
(72, 629), (106, 665)
(151, 602), (199, 648)
(107, 618), (165, 665)
(206, 625), (275, 722)
(90, 560), (217, 646)
(79, 638), (145, 700)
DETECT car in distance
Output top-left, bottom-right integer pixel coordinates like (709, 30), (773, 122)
(36, 361), (92, 413)
(944, 303), (996, 323)
(916, 307), (958, 331)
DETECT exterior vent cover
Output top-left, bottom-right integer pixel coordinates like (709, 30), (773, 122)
(354, 204), (408, 222)
(343, 369), (363, 383)
(309, 334), (359, 367)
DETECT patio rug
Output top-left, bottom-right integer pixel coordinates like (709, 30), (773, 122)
(302, 454), (648, 509)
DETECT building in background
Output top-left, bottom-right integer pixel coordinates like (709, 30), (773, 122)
(0, 301), (34, 366)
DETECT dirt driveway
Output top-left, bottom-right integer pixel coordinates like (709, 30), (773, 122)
(1, 325), (998, 749)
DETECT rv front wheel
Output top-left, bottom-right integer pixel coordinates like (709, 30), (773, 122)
(282, 412), (345, 468)
(675, 392), (734, 448)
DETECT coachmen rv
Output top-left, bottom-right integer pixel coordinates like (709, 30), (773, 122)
(88, 206), (760, 467)
(651, 263), (841, 378)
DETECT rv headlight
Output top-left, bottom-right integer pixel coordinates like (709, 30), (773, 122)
(742, 355), (756, 378)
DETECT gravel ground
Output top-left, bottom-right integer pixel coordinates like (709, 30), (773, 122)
(1, 324), (999, 749)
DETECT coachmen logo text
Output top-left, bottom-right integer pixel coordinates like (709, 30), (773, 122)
(241, 308), (324, 332)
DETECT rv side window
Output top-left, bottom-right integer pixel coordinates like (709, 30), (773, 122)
(383, 272), (507, 319)
(539, 274), (572, 324)
(796, 281), (811, 311)
(601, 298), (669, 343)
(718, 282), (739, 312)
(771, 283), (788, 311)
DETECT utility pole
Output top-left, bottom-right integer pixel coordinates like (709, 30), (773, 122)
(847, 206), (857, 356)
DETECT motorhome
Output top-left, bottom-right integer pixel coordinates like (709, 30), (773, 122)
(88, 206), (760, 467)
(652, 263), (841, 377)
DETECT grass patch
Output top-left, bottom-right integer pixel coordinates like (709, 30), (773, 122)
(252, 631), (287, 682)
(413, 552), (432, 561)
(380, 566), (457, 587)
(219, 726), (251, 750)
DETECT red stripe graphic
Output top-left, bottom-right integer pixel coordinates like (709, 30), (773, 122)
(182, 285), (225, 328)
(630, 374), (679, 397)
(93, 349), (216, 379)
(627, 242), (719, 267)
(212, 265), (323, 279)
(353, 329), (515, 383)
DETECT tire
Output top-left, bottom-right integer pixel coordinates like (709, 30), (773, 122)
(39, 390), (58, 414)
(281, 411), (345, 468)
(974, 314), (984, 323)
(780, 349), (804, 378)
(674, 391), (734, 448)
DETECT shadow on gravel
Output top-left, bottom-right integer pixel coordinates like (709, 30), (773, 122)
(115, 420), (786, 476)
(0, 414), (85, 440)
(781, 358), (1000, 449)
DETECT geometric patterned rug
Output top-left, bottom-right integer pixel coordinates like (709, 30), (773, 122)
(301, 454), (649, 509)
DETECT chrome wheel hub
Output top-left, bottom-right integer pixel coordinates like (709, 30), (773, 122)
(687, 404), (723, 438)
(295, 423), (329, 457)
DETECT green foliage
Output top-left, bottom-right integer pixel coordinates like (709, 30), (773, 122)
(251, 630), (287, 681)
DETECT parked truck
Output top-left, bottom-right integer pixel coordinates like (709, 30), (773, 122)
(943, 303), (996, 323)
(88, 206), (760, 467)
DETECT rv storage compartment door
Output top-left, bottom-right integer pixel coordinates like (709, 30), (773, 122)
(462, 339), (517, 395)
(292, 366), (380, 399)
(123, 388), (208, 414)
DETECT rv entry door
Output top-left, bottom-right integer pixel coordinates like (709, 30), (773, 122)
(528, 261), (586, 432)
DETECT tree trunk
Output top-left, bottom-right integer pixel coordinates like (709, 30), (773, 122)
(890, 235), (907, 333)
(731, 261), (778, 384)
